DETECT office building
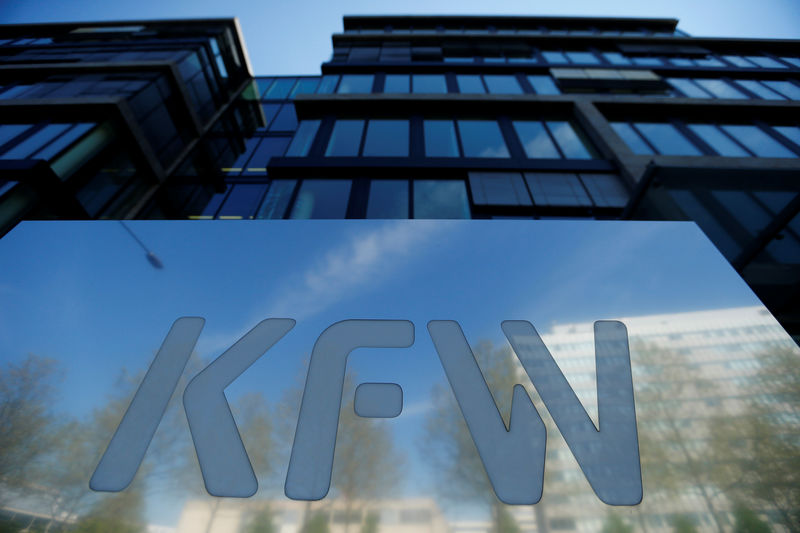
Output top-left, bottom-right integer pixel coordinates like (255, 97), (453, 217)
(1, 15), (799, 340)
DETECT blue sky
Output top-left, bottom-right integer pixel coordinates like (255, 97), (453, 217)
(1, 0), (799, 75)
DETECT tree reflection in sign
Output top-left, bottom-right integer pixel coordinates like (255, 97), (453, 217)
(421, 340), (536, 533)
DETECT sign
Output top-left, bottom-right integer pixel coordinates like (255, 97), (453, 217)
(1, 220), (798, 532)
(91, 318), (641, 505)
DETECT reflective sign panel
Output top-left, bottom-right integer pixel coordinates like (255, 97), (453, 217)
(0, 220), (798, 533)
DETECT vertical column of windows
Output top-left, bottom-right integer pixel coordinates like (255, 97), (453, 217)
(289, 180), (353, 218)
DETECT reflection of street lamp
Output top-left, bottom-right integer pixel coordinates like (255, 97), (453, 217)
(119, 221), (163, 269)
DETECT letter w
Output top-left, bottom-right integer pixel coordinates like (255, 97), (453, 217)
(428, 320), (642, 506)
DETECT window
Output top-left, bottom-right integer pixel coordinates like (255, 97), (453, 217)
(242, 137), (290, 174)
(457, 120), (510, 158)
(412, 74), (447, 94)
(745, 56), (787, 69)
(423, 120), (460, 157)
(413, 180), (470, 218)
(524, 172), (591, 207)
(580, 173), (628, 208)
(290, 179), (352, 218)
(263, 78), (296, 99)
(527, 75), (560, 94)
(603, 52), (631, 65)
(721, 125), (796, 157)
(773, 126), (800, 146)
(547, 121), (593, 159)
(269, 104), (298, 131)
(781, 57), (800, 68)
(635, 123), (702, 155)
(285, 120), (321, 157)
(723, 55), (756, 68)
(456, 75), (485, 94)
(734, 80), (785, 100)
(542, 51), (568, 64)
(316, 75), (339, 94)
(0, 124), (32, 148)
(507, 54), (537, 64)
(444, 56), (474, 63)
(74, 150), (139, 217)
(468, 172), (532, 206)
(611, 123), (654, 155)
(512, 121), (560, 158)
(367, 180), (409, 218)
(667, 78), (713, 98)
(325, 120), (364, 156)
(513, 121), (593, 159)
(483, 75), (523, 94)
(349, 47), (379, 62)
(693, 79), (747, 99)
(0, 124), (71, 159)
(688, 124), (749, 156)
(257, 103), (281, 131)
(362, 120), (409, 156)
(0, 85), (32, 99)
(669, 57), (695, 67)
(226, 137), (259, 174)
(380, 44), (410, 62)
(615, 121), (798, 158)
(337, 74), (374, 94)
(565, 51), (599, 64)
(217, 184), (267, 218)
(289, 78), (320, 97)
(384, 74), (410, 93)
(761, 81), (800, 99)
(256, 179), (296, 219)
(632, 57), (663, 66)
(31, 123), (94, 161)
(695, 56), (724, 67)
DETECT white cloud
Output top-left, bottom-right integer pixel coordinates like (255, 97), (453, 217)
(266, 221), (448, 321)
(399, 399), (434, 417)
(192, 222), (451, 361)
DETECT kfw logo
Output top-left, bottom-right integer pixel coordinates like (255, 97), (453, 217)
(90, 318), (642, 505)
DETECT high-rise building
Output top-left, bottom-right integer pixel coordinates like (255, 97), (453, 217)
(0, 19), (263, 233)
(1, 15), (799, 340)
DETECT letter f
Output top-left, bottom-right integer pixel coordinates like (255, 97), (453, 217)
(284, 320), (414, 500)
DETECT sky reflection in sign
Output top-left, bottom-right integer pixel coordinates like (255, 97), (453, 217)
(1, 220), (796, 532)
